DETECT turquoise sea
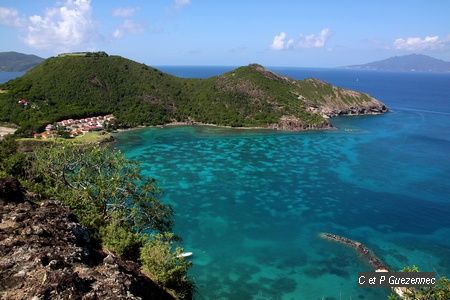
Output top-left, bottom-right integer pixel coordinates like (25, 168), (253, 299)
(2, 68), (450, 299)
(115, 67), (450, 299)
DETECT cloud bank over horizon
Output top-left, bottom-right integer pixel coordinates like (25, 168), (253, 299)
(393, 35), (450, 52)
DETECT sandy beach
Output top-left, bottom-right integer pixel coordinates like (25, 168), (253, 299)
(0, 126), (17, 139)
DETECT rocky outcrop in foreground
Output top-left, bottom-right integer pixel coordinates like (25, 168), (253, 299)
(0, 178), (174, 300)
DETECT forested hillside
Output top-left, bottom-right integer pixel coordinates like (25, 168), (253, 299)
(0, 54), (387, 133)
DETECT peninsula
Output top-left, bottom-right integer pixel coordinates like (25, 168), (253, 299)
(0, 52), (387, 134)
(343, 54), (450, 73)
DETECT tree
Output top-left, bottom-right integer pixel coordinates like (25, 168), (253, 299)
(31, 142), (173, 234)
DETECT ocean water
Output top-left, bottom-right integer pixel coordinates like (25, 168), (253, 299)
(115, 67), (450, 299)
(0, 71), (24, 84)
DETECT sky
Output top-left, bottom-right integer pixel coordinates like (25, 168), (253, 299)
(1, 0), (450, 67)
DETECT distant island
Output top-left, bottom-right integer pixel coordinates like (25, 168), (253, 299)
(0, 52), (387, 134)
(0, 51), (44, 72)
(343, 54), (450, 73)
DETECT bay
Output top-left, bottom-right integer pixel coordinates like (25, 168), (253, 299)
(116, 67), (450, 299)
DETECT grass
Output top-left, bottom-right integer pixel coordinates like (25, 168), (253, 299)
(73, 131), (113, 143)
(16, 131), (113, 151)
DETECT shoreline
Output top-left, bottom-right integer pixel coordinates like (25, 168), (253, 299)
(114, 120), (336, 134)
(113, 108), (389, 134)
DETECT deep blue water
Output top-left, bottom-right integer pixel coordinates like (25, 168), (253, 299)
(0, 71), (24, 84)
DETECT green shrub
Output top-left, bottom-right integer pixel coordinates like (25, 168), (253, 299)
(141, 233), (193, 299)
(100, 220), (144, 260)
(0, 135), (28, 178)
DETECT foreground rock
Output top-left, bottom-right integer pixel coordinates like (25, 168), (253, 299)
(0, 180), (174, 300)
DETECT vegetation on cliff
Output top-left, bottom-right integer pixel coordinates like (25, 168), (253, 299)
(0, 136), (193, 298)
(0, 184), (176, 299)
(0, 54), (387, 134)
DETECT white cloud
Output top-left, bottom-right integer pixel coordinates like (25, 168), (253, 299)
(173, 0), (191, 9)
(271, 32), (287, 50)
(298, 28), (332, 48)
(393, 35), (448, 51)
(24, 0), (96, 51)
(270, 28), (332, 50)
(113, 20), (144, 39)
(0, 7), (24, 27)
(112, 7), (136, 18)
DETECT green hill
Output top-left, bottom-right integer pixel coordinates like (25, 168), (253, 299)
(0, 53), (387, 133)
(0, 51), (44, 72)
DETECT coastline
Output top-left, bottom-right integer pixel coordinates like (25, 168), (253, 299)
(113, 107), (388, 135)
(114, 120), (336, 135)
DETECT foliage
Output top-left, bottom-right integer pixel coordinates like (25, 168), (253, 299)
(99, 217), (144, 260)
(0, 56), (376, 133)
(387, 294), (400, 300)
(0, 135), (28, 178)
(401, 265), (420, 272)
(388, 265), (450, 300)
(31, 142), (173, 234)
(141, 232), (194, 299)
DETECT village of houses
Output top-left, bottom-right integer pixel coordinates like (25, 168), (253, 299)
(34, 114), (115, 139)
(16, 98), (115, 139)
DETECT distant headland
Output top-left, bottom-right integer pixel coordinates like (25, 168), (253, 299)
(0, 51), (44, 72)
(342, 54), (450, 73)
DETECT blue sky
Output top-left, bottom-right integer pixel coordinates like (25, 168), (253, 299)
(1, 0), (449, 67)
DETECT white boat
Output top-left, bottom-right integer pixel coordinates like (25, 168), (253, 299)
(176, 252), (193, 258)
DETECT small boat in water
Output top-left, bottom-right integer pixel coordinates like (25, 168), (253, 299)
(176, 252), (193, 258)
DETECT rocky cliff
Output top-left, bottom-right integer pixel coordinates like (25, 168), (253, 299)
(0, 178), (174, 300)
(296, 78), (388, 118)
